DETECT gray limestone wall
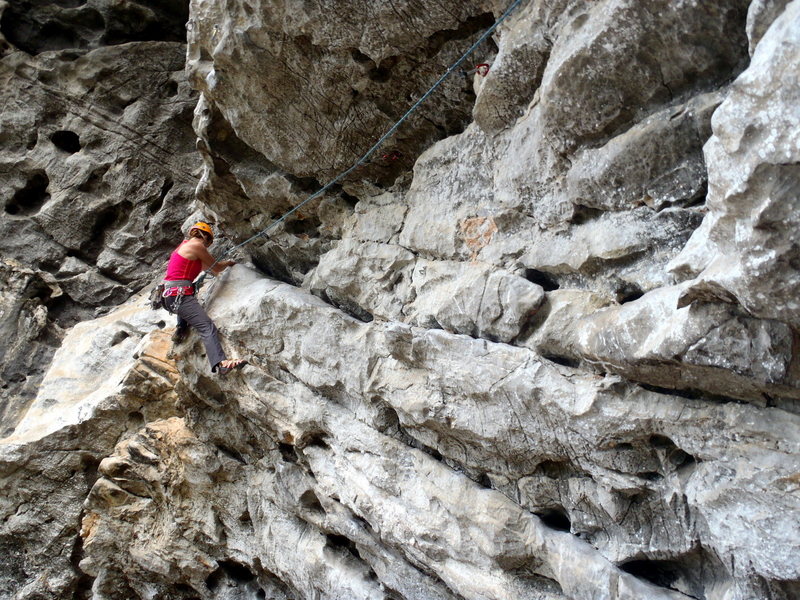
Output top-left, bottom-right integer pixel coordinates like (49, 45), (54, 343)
(1, 1), (799, 599)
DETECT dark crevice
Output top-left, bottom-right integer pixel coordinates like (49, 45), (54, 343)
(5, 171), (50, 216)
(149, 178), (173, 214)
(646, 434), (698, 472)
(616, 283), (644, 304)
(239, 510), (252, 526)
(476, 472), (492, 489)
(162, 79), (179, 98)
(297, 431), (330, 451)
(350, 48), (373, 64)
(648, 434), (674, 448)
(638, 383), (703, 401)
(341, 191), (360, 207)
(205, 560), (255, 591)
(682, 187), (708, 209)
(542, 354), (580, 369)
(620, 559), (683, 589)
(69, 511), (94, 599)
(387, 410), (445, 463)
(326, 533), (362, 560)
(532, 459), (588, 480)
(285, 173), (326, 195)
(636, 383), (746, 408)
(368, 56), (398, 83)
(299, 489), (325, 514)
(24, 276), (57, 305)
(372, 399), (402, 435)
(637, 471), (664, 482)
(277, 442), (298, 464)
(570, 204), (604, 225)
(283, 216), (321, 238)
(524, 269), (560, 291)
(316, 289), (374, 323)
(535, 507), (571, 532)
(249, 232), (324, 287)
(216, 444), (246, 464)
(619, 542), (733, 599)
(424, 12), (495, 59)
(354, 514), (373, 533)
(250, 254), (298, 287)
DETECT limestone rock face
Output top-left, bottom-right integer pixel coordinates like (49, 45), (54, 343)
(0, 0), (188, 54)
(0, 0), (199, 429)
(670, 0), (800, 327)
(81, 267), (800, 600)
(0, 297), (181, 600)
(186, 0), (491, 181)
(0, 259), (62, 434)
(2, 0), (800, 599)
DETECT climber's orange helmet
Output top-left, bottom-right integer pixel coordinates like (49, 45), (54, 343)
(189, 221), (214, 241)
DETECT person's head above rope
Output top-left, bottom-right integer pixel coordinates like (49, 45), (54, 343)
(188, 221), (214, 247)
(159, 220), (247, 376)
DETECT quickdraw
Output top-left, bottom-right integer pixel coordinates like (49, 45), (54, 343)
(474, 63), (490, 76)
(162, 285), (193, 313)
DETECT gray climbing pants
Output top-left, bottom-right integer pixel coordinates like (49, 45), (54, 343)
(164, 294), (227, 371)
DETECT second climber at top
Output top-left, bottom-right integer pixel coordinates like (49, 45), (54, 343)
(161, 221), (247, 375)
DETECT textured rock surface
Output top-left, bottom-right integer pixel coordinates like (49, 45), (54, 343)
(0, 0), (199, 430)
(670, 0), (800, 327)
(2, 0), (800, 599)
(0, 297), (180, 599)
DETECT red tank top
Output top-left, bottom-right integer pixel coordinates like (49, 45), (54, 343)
(163, 241), (202, 295)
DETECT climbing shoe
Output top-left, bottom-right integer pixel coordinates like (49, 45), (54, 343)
(216, 359), (248, 375)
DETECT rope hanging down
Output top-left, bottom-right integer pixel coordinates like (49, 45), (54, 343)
(195, 0), (523, 288)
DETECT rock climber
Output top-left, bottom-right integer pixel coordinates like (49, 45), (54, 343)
(162, 221), (246, 375)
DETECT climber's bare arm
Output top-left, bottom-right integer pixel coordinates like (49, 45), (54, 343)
(177, 238), (235, 275)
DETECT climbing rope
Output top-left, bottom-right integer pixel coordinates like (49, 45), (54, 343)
(195, 0), (523, 289)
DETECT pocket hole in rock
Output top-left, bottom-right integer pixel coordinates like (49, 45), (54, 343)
(536, 507), (571, 532)
(299, 489), (326, 514)
(110, 330), (130, 346)
(5, 171), (50, 216)
(278, 442), (298, 463)
(51, 130), (81, 153)
(476, 473), (492, 489)
(326, 534), (361, 559)
(616, 283), (644, 304)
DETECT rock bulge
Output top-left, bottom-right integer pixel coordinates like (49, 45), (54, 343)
(1, 0), (799, 599)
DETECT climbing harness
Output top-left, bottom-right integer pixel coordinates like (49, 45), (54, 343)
(162, 279), (195, 313)
(192, 0), (522, 291)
